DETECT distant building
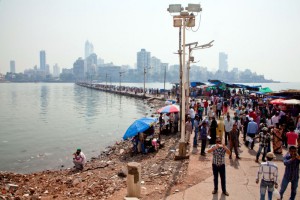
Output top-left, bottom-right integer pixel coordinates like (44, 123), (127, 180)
(150, 56), (162, 75)
(137, 49), (151, 73)
(73, 57), (85, 80)
(97, 57), (104, 66)
(86, 53), (97, 77)
(40, 50), (46, 71)
(97, 65), (121, 82)
(46, 64), (50, 75)
(10, 60), (16, 73)
(219, 52), (228, 71)
(85, 40), (94, 59)
(62, 68), (73, 74)
(53, 64), (60, 77)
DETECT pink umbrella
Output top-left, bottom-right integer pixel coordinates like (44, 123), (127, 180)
(270, 99), (285, 105)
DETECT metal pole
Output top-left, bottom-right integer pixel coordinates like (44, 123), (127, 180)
(143, 67), (146, 97)
(164, 65), (166, 98)
(178, 26), (182, 134)
(180, 18), (186, 143)
(119, 73), (121, 91)
(106, 73), (107, 90)
(186, 47), (191, 112)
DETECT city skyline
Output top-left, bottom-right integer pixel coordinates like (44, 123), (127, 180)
(0, 0), (299, 82)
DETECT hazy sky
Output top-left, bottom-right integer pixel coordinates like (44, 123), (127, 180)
(0, 0), (299, 82)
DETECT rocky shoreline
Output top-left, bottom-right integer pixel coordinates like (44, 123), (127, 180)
(0, 99), (191, 200)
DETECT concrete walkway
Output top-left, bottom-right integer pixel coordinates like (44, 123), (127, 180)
(167, 125), (299, 200)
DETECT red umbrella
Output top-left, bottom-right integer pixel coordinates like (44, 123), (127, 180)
(270, 99), (285, 105)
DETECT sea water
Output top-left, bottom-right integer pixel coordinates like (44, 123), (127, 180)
(0, 83), (152, 173)
(0, 82), (299, 173)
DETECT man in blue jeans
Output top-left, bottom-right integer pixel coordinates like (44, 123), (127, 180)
(256, 152), (278, 200)
(279, 146), (300, 200)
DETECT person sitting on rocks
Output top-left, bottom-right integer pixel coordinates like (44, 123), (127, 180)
(73, 148), (86, 170)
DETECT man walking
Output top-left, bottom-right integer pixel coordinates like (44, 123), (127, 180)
(247, 118), (258, 149)
(255, 127), (271, 162)
(256, 152), (278, 200)
(229, 124), (241, 159)
(193, 115), (200, 147)
(207, 137), (231, 196)
(224, 113), (233, 145)
(279, 146), (300, 200)
(200, 121), (208, 156)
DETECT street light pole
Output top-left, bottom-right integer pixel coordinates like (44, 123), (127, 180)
(168, 3), (202, 159)
(186, 40), (214, 104)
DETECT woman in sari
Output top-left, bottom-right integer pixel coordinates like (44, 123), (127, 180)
(272, 123), (283, 154)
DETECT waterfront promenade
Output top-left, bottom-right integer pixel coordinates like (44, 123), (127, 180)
(77, 82), (299, 200)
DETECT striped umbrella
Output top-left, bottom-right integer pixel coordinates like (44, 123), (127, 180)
(157, 105), (180, 113)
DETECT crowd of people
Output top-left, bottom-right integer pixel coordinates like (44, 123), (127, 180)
(184, 94), (300, 199)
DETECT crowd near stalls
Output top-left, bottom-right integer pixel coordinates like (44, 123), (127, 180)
(179, 82), (300, 198)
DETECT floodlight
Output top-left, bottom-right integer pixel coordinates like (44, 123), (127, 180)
(167, 4), (182, 13)
(186, 4), (202, 12)
(187, 18), (195, 27)
(173, 18), (182, 27)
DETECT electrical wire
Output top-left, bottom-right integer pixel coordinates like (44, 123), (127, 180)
(191, 13), (202, 32)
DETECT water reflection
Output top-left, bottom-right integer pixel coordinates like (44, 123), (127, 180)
(40, 85), (49, 118)
(10, 90), (17, 106)
(85, 89), (100, 124)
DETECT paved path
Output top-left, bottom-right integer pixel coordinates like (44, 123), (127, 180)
(167, 120), (299, 200)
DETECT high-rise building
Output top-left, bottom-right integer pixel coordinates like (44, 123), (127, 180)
(137, 49), (151, 73)
(73, 57), (85, 80)
(219, 52), (228, 71)
(86, 53), (97, 77)
(85, 40), (94, 58)
(53, 64), (60, 77)
(10, 60), (16, 73)
(40, 50), (46, 71)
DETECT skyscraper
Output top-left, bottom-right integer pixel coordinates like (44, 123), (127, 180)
(40, 50), (46, 71)
(10, 60), (15, 73)
(85, 40), (94, 59)
(73, 57), (85, 80)
(53, 64), (60, 77)
(219, 52), (228, 71)
(137, 49), (151, 73)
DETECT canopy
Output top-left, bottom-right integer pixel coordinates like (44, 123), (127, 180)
(259, 87), (273, 93)
(123, 117), (157, 140)
(282, 99), (300, 105)
(190, 81), (206, 87)
(270, 99), (285, 105)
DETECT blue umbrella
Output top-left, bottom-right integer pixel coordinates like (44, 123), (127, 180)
(123, 117), (157, 140)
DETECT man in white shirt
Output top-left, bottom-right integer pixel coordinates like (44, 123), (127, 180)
(189, 106), (196, 128)
(271, 112), (279, 126)
(224, 113), (233, 145)
(73, 148), (86, 170)
(256, 152), (278, 200)
(163, 113), (170, 134)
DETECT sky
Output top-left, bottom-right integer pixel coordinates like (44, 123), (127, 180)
(0, 0), (299, 82)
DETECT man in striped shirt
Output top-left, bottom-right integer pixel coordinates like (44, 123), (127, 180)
(256, 152), (278, 200)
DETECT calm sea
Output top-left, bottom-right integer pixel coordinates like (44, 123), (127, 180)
(0, 82), (299, 173)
